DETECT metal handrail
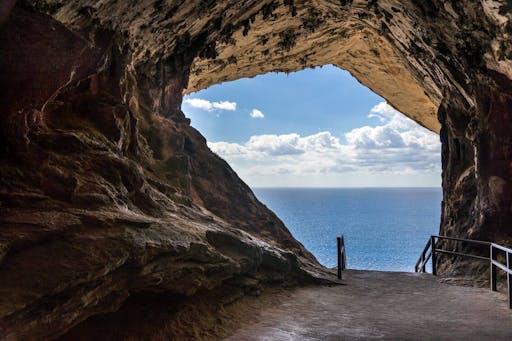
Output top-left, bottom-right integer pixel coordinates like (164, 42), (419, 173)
(415, 237), (432, 272)
(430, 235), (491, 246)
(416, 235), (512, 309)
(490, 243), (512, 309)
(492, 243), (512, 253)
(415, 235), (491, 274)
(337, 235), (347, 279)
(434, 248), (490, 261)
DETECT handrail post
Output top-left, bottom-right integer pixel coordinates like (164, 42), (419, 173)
(507, 251), (511, 309)
(431, 235), (437, 276)
(420, 253), (426, 273)
(337, 236), (342, 280)
(491, 244), (497, 292)
(341, 235), (347, 271)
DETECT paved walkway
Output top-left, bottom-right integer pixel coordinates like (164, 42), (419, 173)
(227, 270), (512, 340)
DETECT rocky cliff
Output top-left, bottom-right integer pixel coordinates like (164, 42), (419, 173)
(0, 0), (511, 339)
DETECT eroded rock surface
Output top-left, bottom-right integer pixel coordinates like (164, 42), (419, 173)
(1, 0), (511, 339)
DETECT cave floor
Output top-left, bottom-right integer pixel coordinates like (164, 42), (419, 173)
(226, 270), (512, 340)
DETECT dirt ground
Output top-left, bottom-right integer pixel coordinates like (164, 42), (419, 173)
(226, 270), (512, 340)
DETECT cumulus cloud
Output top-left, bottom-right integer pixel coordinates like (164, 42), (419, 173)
(248, 134), (303, 155)
(250, 109), (265, 118)
(184, 98), (237, 111)
(208, 102), (441, 181)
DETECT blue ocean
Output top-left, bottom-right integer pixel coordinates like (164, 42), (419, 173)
(253, 188), (442, 272)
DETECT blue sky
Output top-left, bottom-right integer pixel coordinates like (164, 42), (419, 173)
(182, 65), (441, 188)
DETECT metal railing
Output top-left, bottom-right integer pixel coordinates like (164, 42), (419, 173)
(337, 234), (347, 279)
(415, 235), (512, 309)
(491, 243), (512, 309)
(415, 235), (490, 275)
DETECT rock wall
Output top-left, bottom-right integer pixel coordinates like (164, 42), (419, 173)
(0, 0), (511, 339)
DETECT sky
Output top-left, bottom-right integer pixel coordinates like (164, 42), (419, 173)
(182, 65), (441, 188)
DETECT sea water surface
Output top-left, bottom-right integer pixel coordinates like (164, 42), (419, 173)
(253, 188), (442, 272)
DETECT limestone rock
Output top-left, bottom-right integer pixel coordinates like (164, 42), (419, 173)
(1, 0), (512, 339)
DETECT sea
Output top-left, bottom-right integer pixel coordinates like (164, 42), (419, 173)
(253, 187), (442, 272)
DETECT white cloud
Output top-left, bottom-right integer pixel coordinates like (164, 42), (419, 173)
(248, 134), (303, 155)
(214, 101), (237, 111)
(184, 98), (236, 111)
(208, 102), (441, 186)
(250, 109), (265, 118)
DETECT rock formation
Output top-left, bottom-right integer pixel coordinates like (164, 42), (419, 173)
(0, 0), (511, 339)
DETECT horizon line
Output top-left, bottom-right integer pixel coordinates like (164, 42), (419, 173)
(251, 186), (441, 189)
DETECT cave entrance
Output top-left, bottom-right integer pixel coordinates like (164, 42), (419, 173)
(182, 65), (442, 271)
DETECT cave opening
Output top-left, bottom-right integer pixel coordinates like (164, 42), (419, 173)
(2, 1), (512, 338)
(182, 65), (442, 271)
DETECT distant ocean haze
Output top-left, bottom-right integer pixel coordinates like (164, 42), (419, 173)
(253, 187), (442, 272)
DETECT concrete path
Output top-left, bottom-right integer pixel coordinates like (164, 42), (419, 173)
(227, 270), (512, 340)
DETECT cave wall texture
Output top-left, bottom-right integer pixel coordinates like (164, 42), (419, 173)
(0, 0), (511, 339)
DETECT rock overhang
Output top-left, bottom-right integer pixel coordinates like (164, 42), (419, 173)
(1, 0), (512, 339)
(41, 0), (452, 132)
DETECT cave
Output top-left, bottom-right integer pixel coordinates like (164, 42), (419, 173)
(1, 0), (511, 339)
